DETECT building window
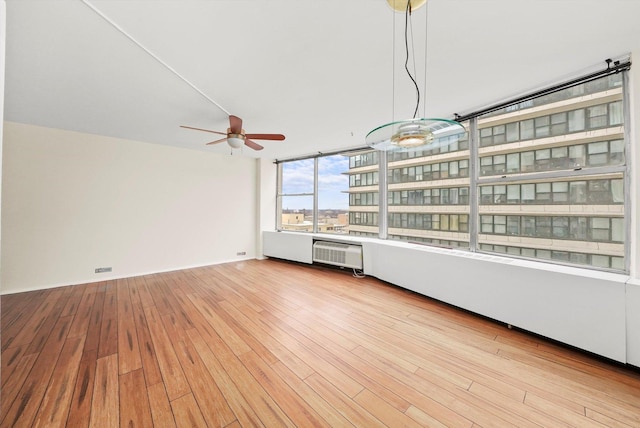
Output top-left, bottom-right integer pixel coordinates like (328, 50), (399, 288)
(479, 178), (623, 205)
(479, 100), (624, 148)
(388, 187), (469, 206)
(480, 215), (622, 243)
(480, 139), (624, 177)
(388, 213), (469, 232)
(350, 151), (379, 168)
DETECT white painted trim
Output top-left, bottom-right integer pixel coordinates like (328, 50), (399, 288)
(0, 257), (256, 296)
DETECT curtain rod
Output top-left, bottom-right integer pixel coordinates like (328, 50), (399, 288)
(274, 145), (371, 164)
(453, 59), (631, 123)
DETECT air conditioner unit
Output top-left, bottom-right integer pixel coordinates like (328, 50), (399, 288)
(313, 241), (363, 270)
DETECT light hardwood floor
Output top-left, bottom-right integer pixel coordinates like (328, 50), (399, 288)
(1, 259), (639, 427)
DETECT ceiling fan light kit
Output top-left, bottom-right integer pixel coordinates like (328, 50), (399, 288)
(226, 135), (245, 149)
(181, 115), (285, 152)
(369, 0), (466, 152)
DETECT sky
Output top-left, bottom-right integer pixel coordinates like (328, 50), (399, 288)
(281, 155), (349, 211)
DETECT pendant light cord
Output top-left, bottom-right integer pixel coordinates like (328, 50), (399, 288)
(404, 1), (420, 119)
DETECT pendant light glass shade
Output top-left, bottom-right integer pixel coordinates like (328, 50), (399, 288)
(366, 118), (466, 152)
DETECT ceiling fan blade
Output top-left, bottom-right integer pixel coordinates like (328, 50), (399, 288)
(244, 139), (264, 151)
(205, 137), (228, 145)
(180, 125), (227, 136)
(229, 115), (243, 134)
(245, 133), (285, 141)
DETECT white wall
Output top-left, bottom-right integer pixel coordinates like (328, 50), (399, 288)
(1, 122), (257, 294)
(626, 50), (640, 365)
(256, 157), (276, 258)
(0, 1), (6, 296)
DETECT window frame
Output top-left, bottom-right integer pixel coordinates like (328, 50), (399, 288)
(276, 67), (630, 273)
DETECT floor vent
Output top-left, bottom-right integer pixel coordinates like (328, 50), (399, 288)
(313, 241), (363, 269)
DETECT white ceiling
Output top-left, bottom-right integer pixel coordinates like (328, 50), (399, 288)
(4, 0), (640, 160)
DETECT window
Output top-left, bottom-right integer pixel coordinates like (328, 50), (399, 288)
(278, 70), (628, 272)
(278, 150), (377, 235)
(278, 159), (314, 232)
(476, 72), (626, 270)
(386, 121), (471, 247)
(318, 155), (350, 235)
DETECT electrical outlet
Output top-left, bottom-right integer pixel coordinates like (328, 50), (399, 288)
(95, 267), (112, 273)
(236, 251), (246, 256)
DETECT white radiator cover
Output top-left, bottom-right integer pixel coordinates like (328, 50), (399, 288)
(313, 241), (363, 269)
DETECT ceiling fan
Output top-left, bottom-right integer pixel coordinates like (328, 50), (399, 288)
(181, 115), (285, 151)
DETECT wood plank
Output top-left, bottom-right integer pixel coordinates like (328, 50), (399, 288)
(82, 287), (105, 353)
(270, 360), (354, 427)
(32, 335), (86, 427)
(66, 349), (98, 428)
(334, 320), (536, 427)
(147, 382), (176, 428)
(135, 276), (156, 308)
(23, 287), (75, 356)
(498, 347), (640, 422)
(354, 388), (424, 427)
(249, 308), (366, 399)
(0, 315), (73, 427)
(119, 369), (153, 428)
(239, 350), (329, 428)
(184, 326), (295, 427)
(142, 304), (190, 401)
(185, 329), (265, 427)
(1, 289), (48, 328)
(0, 352), (38, 419)
(585, 407), (635, 428)
(116, 278), (142, 375)
(89, 354), (119, 428)
(524, 392), (607, 428)
(304, 372), (385, 427)
(186, 293), (252, 356)
(173, 338), (236, 427)
(222, 301), (314, 379)
(131, 302), (163, 387)
(145, 274), (174, 315)
(1, 343), (29, 388)
(276, 312), (414, 414)
(169, 393), (207, 427)
(404, 405), (451, 428)
(127, 277), (142, 306)
(217, 300), (285, 366)
(60, 283), (87, 318)
(6, 287), (68, 353)
(97, 282), (118, 358)
(468, 381), (573, 428)
(67, 288), (97, 338)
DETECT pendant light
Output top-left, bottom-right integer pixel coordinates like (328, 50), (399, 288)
(367, 0), (465, 152)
